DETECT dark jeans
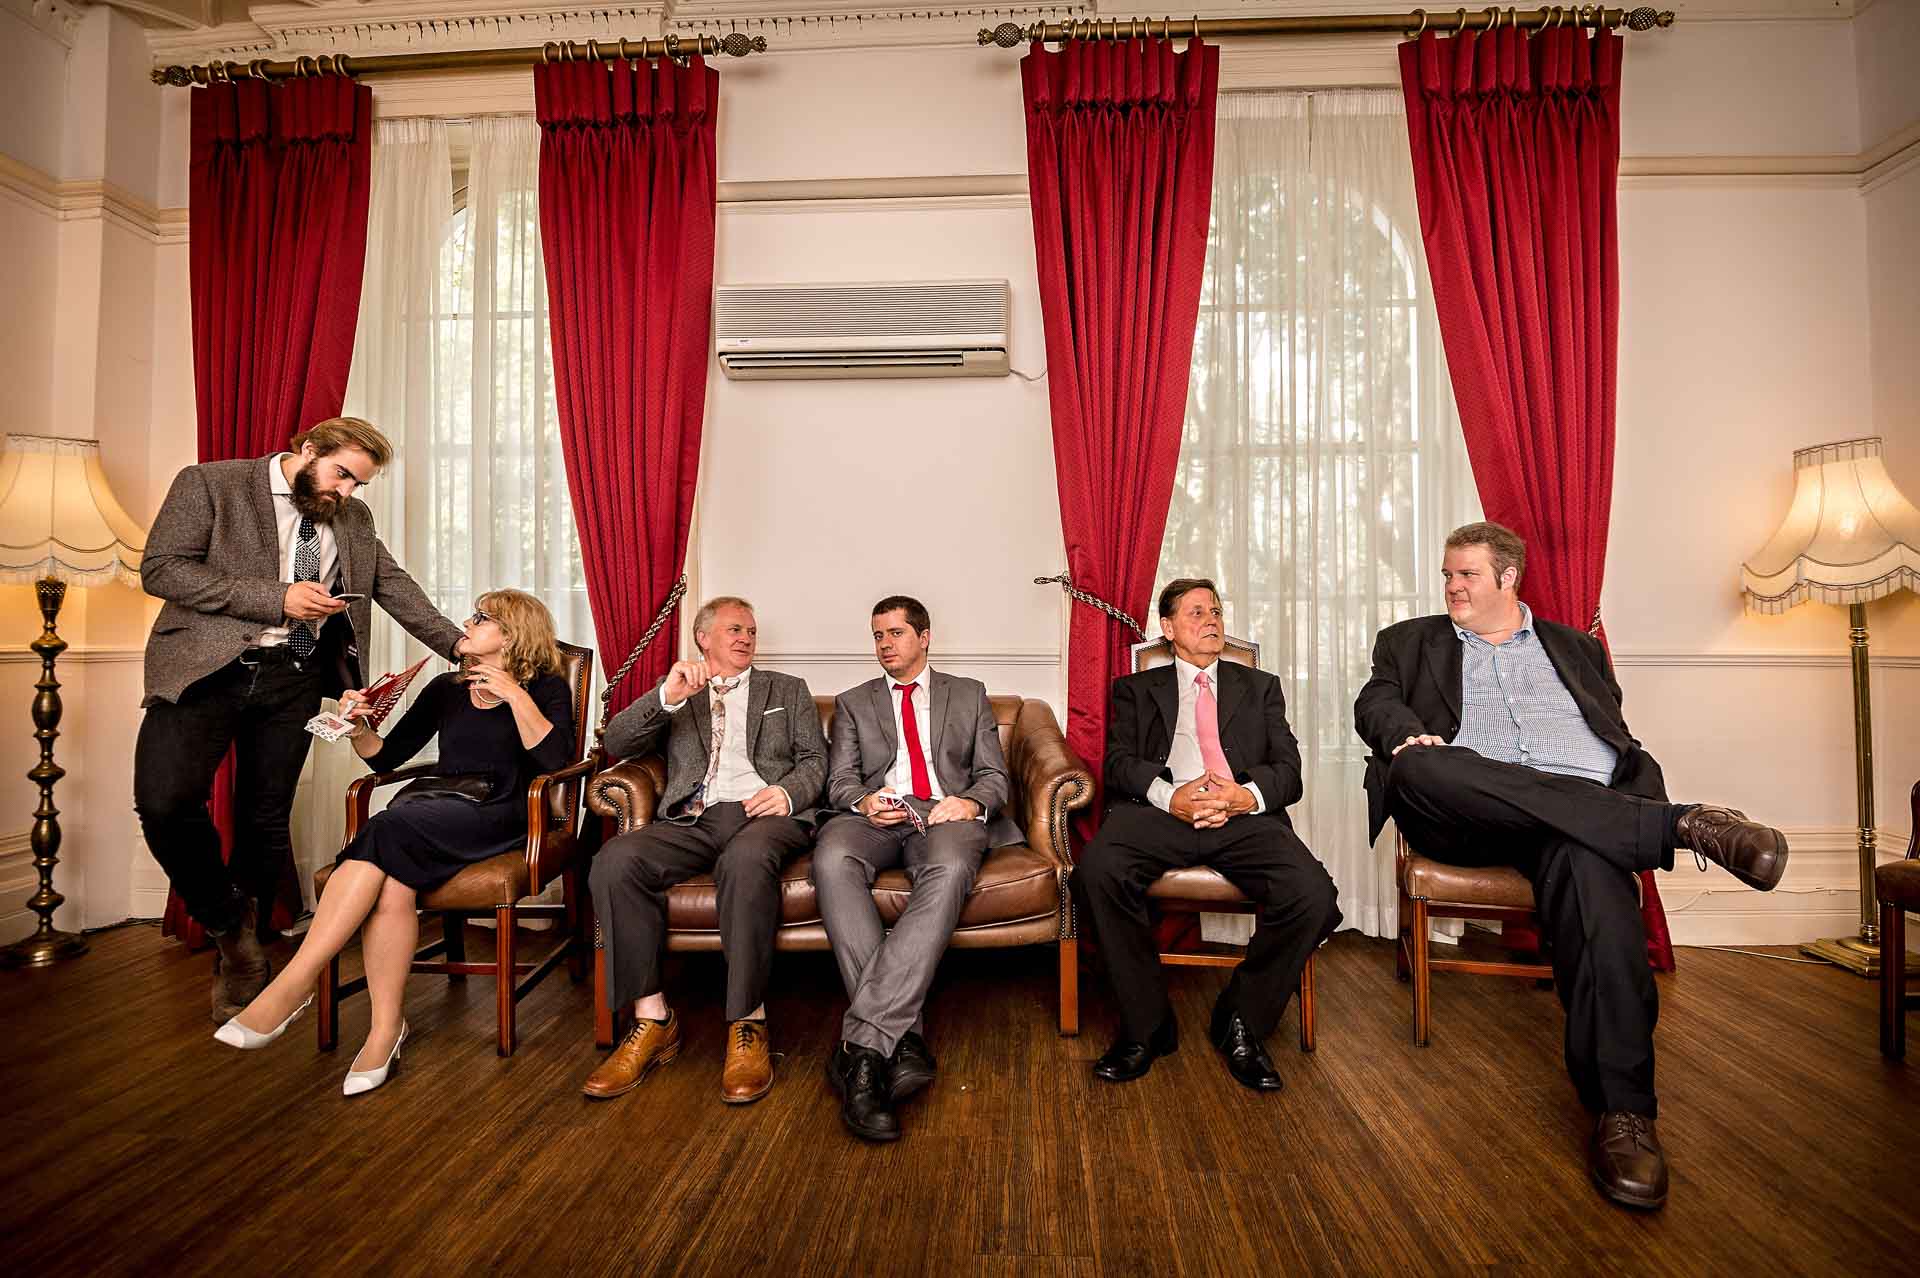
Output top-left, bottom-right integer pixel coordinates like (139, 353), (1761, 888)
(134, 654), (324, 935)
(1386, 745), (1671, 1116)
(1072, 803), (1341, 1044)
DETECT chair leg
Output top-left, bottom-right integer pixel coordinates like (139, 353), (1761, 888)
(1058, 937), (1080, 1037)
(564, 868), (586, 983)
(594, 941), (613, 1048)
(317, 953), (339, 1052)
(1298, 951), (1316, 1054)
(1883, 900), (1906, 1061)
(496, 904), (517, 1057)
(1395, 887), (1411, 983)
(442, 911), (467, 982)
(1410, 897), (1432, 1047)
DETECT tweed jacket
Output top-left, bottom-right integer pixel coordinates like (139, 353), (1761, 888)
(139, 456), (464, 705)
(602, 667), (829, 821)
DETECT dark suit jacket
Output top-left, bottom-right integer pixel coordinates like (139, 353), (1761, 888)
(603, 667), (829, 821)
(140, 456), (464, 705)
(1104, 661), (1304, 825)
(823, 670), (1022, 848)
(1352, 613), (1668, 842)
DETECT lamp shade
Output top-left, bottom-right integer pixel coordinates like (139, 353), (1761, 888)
(0, 435), (146, 588)
(1741, 437), (1920, 614)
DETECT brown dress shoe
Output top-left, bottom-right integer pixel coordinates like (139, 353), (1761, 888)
(210, 904), (272, 1024)
(1588, 1112), (1669, 1210)
(581, 1012), (681, 1099)
(1675, 805), (1789, 891)
(721, 1019), (774, 1105)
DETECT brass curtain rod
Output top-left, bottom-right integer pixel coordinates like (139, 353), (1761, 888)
(978, 5), (1673, 47)
(151, 33), (768, 88)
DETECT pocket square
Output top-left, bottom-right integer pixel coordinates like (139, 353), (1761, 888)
(763, 706), (785, 715)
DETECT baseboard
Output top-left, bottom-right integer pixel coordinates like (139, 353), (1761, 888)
(129, 887), (172, 920)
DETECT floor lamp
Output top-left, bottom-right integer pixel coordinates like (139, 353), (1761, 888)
(0, 436), (147, 967)
(1741, 437), (1920, 978)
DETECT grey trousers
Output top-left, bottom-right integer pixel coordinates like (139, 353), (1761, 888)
(589, 801), (810, 1021)
(811, 813), (988, 1056)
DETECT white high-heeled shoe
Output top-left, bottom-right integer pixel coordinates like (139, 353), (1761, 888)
(342, 1022), (408, 1097)
(212, 994), (313, 1050)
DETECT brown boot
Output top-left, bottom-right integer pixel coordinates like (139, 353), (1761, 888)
(1588, 1112), (1669, 1210)
(1675, 805), (1789, 891)
(210, 903), (272, 1024)
(721, 1019), (773, 1105)
(581, 1011), (681, 1099)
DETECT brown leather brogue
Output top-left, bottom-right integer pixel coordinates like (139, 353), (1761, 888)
(1675, 805), (1789, 891)
(1588, 1112), (1669, 1210)
(721, 1019), (774, 1105)
(581, 1012), (681, 1100)
(210, 903), (272, 1024)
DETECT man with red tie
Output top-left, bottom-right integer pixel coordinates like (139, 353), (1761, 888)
(1072, 578), (1341, 1091)
(812, 596), (1023, 1142)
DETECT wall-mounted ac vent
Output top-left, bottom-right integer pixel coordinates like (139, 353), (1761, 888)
(715, 279), (1011, 380)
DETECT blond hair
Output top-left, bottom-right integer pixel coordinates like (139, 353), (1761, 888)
(474, 589), (563, 684)
(292, 416), (394, 468)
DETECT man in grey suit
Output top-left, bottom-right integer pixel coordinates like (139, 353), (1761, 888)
(135, 417), (467, 1022)
(584, 596), (828, 1106)
(813, 595), (1020, 1143)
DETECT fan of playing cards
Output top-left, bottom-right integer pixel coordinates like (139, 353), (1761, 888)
(306, 657), (431, 742)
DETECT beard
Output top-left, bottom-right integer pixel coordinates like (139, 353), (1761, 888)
(289, 458), (347, 522)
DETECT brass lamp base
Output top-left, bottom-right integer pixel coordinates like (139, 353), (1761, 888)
(1, 929), (88, 968)
(1799, 934), (1920, 979)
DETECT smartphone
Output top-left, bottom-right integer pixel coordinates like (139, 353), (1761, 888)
(330, 593), (366, 603)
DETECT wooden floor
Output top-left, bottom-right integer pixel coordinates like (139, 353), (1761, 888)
(2, 925), (1917, 1277)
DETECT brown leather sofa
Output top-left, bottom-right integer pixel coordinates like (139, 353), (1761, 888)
(584, 694), (1094, 1045)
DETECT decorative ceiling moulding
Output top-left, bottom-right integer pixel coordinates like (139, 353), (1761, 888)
(146, 1), (669, 64)
(5, 0), (85, 48)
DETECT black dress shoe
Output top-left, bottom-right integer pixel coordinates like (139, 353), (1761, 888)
(826, 1043), (900, 1143)
(1588, 1112), (1668, 1210)
(889, 1031), (937, 1102)
(1675, 805), (1789, 891)
(1209, 1001), (1283, 1093)
(1092, 1016), (1177, 1083)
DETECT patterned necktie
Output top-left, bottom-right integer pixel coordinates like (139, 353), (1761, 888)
(288, 516), (320, 663)
(1193, 671), (1232, 778)
(894, 683), (933, 801)
(690, 677), (738, 815)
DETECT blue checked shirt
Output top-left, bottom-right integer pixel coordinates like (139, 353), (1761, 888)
(1450, 605), (1618, 785)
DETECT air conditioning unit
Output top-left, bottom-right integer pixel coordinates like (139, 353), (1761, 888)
(715, 279), (1011, 380)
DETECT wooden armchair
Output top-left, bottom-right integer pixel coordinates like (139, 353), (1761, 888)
(313, 640), (597, 1057)
(1876, 781), (1920, 1059)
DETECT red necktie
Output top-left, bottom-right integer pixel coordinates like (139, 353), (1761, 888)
(894, 683), (933, 801)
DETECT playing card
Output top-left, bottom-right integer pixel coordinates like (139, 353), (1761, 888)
(359, 656), (430, 728)
(876, 793), (928, 834)
(305, 711), (357, 742)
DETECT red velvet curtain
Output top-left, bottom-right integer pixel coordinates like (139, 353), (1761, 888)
(1022, 38), (1219, 835)
(1400, 26), (1673, 970)
(536, 57), (718, 720)
(164, 77), (375, 947)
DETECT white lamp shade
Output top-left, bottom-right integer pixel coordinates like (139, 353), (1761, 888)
(0, 435), (147, 588)
(1741, 437), (1920, 614)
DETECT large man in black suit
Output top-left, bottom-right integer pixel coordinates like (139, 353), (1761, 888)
(1072, 578), (1341, 1092)
(1354, 521), (1789, 1211)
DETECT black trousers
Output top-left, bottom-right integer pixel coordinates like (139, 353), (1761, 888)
(1386, 745), (1674, 1117)
(1072, 803), (1341, 1044)
(589, 802), (811, 1021)
(133, 654), (324, 935)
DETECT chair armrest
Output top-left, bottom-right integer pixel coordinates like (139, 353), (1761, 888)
(525, 755), (599, 894)
(1006, 700), (1094, 867)
(343, 763), (447, 841)
(586, 757), (666, 833)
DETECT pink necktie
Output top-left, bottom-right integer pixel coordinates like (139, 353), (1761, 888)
(1193, 671), (1231, 778)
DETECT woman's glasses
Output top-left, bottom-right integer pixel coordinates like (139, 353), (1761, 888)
(466, 610), (494, 627)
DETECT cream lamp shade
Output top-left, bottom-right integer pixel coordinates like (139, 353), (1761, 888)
(0, 435), (146, 587)
(1741, 437), (1920, 613)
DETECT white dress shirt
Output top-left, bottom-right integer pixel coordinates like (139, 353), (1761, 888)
(662, 667), (786, 811)
(255, 453), (341, 649)
(1145, 657), (1267, 817)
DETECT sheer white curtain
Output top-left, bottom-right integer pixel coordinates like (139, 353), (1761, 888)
(1159, 90), (1481, 940)
(290, 116), (590, 900)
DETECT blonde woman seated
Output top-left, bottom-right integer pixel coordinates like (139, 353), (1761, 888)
(214, 589), (575, 1095)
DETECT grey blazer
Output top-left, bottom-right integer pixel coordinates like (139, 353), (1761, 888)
(603, 667), (829, 821)
(139, 456), (465, 706)
(825, 670), (1022, 848)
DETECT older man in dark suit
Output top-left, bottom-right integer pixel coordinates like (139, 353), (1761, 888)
(584, 596), (828, 1106)
(811, 595), (1022, 1142)
(1354, 520), (1789, 1211)
(136, 417), (466, 1023)
(1073, 578), (1341, 1094)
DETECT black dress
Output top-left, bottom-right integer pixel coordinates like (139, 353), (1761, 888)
(334, 671), (575, 891)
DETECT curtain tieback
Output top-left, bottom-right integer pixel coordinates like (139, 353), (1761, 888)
(1034, 572), (1145, 639)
